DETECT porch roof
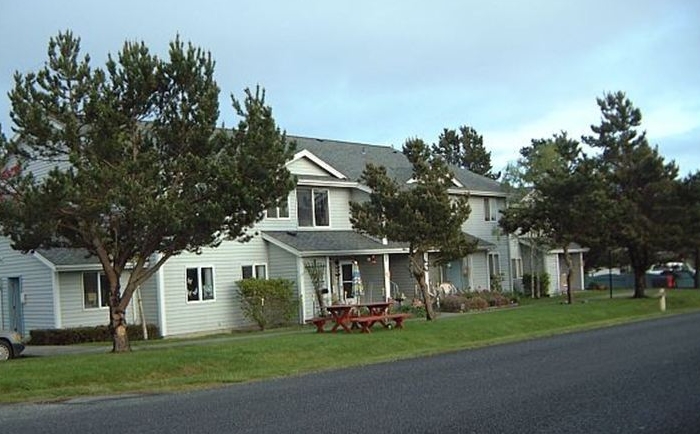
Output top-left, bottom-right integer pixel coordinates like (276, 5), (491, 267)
(262, 230), (408, 257)
(33, 248), (103, 271)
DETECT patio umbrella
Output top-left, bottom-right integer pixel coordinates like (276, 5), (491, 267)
(351, 260), (363, 302)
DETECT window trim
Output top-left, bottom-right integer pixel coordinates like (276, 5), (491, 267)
(242, 263), (268, 280)
(296, 187), (330, 227)
(82, 272), (110, 310)
(484, 197), (498, 222)
(266, 196), (290, 220)
(186, 266), (216, 303)
(488, 253), (501, 277)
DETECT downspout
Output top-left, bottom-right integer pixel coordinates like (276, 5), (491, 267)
(383, 254), (390, 301)
(52, 270), (62, 329)
(156, 253), (168, 337)
(296, 256), (306, 322)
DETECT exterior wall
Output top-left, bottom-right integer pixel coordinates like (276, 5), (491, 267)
(267, 243), (301, 321)
(287, 157), (329, 176)
(57, 271), (139, 328)
(256, 187), (353, 231)
(389, 254), (414, 299)
(544, 254), (560, 295)
(470, 253), (489, 291)
(462, 195), (512, 291)
(158, 235), (270, 336)
(136, 276), (160, 332)
(0, 239), (55, 335)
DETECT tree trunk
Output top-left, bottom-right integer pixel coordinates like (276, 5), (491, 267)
(109, 281), (131, 353)
(694, 247), (700, 290)
(409, 251), (436, 321)
(110, 307), (130, 352)
(632, 269), (646, 298)
(563, 246), (574, 305)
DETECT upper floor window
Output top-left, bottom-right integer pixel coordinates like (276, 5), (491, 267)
(266, 197), (289, 219)
(187, 266), (215, 302)
(484, 198), (498, 221)
(83, 272), (109, 309)
(297, 187), (329, 227)
(489, 253), (501, 277)
(242, 264), (267, 279)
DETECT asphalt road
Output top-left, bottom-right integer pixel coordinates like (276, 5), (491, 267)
(2, 312), (699, 433)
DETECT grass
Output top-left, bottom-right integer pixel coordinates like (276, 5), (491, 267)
(1, 289), (699, 404)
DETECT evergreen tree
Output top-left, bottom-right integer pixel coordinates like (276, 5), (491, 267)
(433, 125), (500, 179)
(500, 132), (603, 303)
(582, 91), (678, 298)
(350, 138), (475, 320)
(0, 32), (295, 352)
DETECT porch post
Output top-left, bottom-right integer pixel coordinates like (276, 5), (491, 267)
(383, 254), (390, 301)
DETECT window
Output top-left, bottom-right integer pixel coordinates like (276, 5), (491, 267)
(488, 253), (501, 277)
(297, 187), (329, 227)
(242, 264), (267, 279)
(186, 267), (214, 302)
(511, 258), (523, 279)
(484, 197), (497, 221)
(266, 197), (289, 219)
(83, 272), (110, 309)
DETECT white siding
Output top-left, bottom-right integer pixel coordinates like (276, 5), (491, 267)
(389, 255), (415, 299)
(470, 253), (489, 291)
(159, 235), (270, 336)
(57, 271), (144, 329)
(267, 243), (301, 323)
(288, 157), (330, 176)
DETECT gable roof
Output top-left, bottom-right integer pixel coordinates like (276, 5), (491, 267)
(288, 135), (505, 195)
(33, 248), (103, 271)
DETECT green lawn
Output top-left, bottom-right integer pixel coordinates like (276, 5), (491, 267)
(1, 289), (698, 404)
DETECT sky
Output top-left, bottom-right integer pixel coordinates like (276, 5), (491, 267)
(1, 0), (699, 175)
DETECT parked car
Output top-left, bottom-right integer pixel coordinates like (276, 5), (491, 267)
(0, 330), (25, 360)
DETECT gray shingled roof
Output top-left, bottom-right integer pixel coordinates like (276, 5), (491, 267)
(288, 135), (505, 194)
(35, 248), (100, 266)
(262, 230), (407, 255)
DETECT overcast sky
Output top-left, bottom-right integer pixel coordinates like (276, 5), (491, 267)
(1, 0), (698, 175)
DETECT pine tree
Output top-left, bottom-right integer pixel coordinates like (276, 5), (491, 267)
(350, 138), (475, 320)
(0, 32), (295, 351)
(433, 125), (500, 179)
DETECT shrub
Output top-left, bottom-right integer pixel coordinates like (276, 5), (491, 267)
(522, 273), (550, 297)
(464, 296), (489, 311)
(237, 278), (298, 330)
(440, 295), (469, 312)
(29, 324), (160, 345)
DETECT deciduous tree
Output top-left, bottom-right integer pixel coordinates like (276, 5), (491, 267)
(0, 32), (295, 351)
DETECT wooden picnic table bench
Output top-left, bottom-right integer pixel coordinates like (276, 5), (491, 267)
(305, 316), (333, 333)
(349, 312), (411, 333)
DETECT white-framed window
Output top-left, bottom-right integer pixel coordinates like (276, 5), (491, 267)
(186, 266), (215, 302)
(511, 258), (523, 279)
(297, 187), (329, 227)
(242, 264), (267, 279)
(488, 253), (501, 277)
(484, 197), (498, 221)
(266, 196), (290, 219)
(83, 272), (110, 309)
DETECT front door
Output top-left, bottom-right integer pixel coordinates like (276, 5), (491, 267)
(8, 277), (24, 335)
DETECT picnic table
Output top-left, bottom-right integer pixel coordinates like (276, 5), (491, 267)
(306, 301), (410, 334)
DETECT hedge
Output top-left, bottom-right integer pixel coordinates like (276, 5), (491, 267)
(29, 324), (161, 345)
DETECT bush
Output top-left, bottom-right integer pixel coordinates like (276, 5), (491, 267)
(440, 295), (468, 312)
(522, 273), (550, 297)
(29, 324), (160, 345)
(464, 296), (489, 311)
(237, 278), (298, 330)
